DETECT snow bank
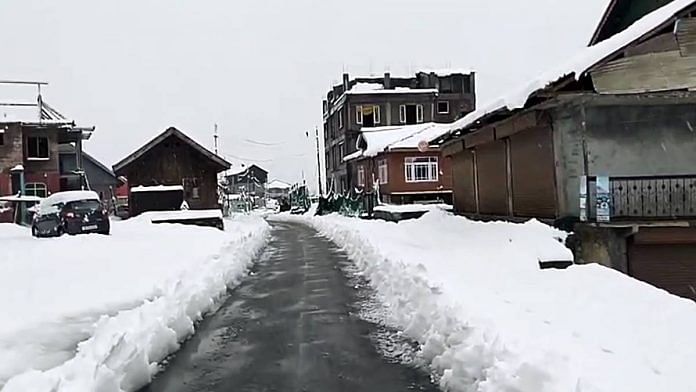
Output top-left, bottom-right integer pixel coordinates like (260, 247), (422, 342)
(276, 211), (696, 391)
(0, 215), (269, 391)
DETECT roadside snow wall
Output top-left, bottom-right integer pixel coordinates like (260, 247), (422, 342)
(276, 210), (696, 392)
(0, 215), (269, 392)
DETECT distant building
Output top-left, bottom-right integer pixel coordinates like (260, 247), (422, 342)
(113, 127), (230, 213)
(322, 70), (476, 194)
(266, 179), (291, 200)
(226, 164), (268, 196)
(58, 144), (121, 207)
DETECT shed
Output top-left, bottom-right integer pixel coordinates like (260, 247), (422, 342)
(113, 127), (230, 213)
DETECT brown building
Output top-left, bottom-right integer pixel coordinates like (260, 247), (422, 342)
(436, 0), (696, 301)
(345, 123), (452, 204)
(113, 127), (230, 212)
(0, 84), (94, 223)
(323, 70), (475, 194)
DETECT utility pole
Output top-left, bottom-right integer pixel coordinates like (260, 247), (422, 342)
(314, 126), (323, 196)
(213, 123), (219, 155)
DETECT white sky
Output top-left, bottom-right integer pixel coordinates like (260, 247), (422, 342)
(0, 0), (609, 191)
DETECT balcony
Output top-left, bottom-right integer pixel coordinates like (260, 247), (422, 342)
(587, 175), (696, 221)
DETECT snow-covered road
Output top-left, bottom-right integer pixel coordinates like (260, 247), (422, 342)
(0, 215), (269, 391)
(141, 221), (437, 391)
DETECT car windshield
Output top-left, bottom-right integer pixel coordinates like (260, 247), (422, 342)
(66, 200), (101, 212)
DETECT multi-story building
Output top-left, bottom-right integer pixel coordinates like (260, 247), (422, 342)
(322, 70), (475, 194)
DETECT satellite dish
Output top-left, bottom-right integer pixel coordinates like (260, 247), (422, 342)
(417, 140), (429, 152)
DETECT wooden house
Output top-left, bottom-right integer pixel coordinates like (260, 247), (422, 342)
(436, 0), (696, 300)
(112, 127), (230, 213)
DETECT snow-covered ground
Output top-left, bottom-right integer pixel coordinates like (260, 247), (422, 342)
(0, 214), (269, 391)
(276, 210), (696, 392)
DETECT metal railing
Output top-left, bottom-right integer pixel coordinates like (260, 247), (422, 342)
(588, 175), (696, 220)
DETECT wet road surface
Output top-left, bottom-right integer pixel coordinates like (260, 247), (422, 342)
(141, 221), (438, 392)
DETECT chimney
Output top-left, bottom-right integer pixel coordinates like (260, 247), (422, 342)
(342, 73), (350, 90)
(384, 72), (391, 89)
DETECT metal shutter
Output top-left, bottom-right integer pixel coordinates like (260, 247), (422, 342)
(629, 228), (696, 301)
(509, 126), (557, 218)
(475, 140), (509, 216)
(452, 150), (476, 213)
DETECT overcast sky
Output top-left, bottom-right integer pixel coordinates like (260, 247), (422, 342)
(0, 0), (609, 190)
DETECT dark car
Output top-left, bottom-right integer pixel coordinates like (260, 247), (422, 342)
(32, 191), (110, 237)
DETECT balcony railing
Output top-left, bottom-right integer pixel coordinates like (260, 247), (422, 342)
(587, 175), (696, 220)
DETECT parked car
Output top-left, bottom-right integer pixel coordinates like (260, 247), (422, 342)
(32, 191), (110, 237)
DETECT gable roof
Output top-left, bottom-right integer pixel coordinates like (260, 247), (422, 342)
(438, 0), (696, 143)
(267, 179), (291, 189)
(58, 144), (118, 181)
(113, 127), (230, 173)
(590, 0), (674, 45)
(345, 123), (449, 162)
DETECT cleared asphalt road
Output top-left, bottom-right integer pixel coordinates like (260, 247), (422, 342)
(141, 221), (438, 392)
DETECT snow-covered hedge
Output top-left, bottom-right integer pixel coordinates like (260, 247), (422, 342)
(0, 215), (269, 391)
(277, 210), (696, 392)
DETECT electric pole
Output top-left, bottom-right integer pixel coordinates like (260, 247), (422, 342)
(315, 126), (323, 196)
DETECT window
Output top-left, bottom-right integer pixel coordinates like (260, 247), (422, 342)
(378, 159), (388, 184)
(399, 104), (424, 124)
(339, 110), (344, 129)
(338, 142), (345, 162)
(437, 101), (450, 114)
(27, 136), (49, 159)
(25, 183), (47, 198)
(440, 77), (453, 93)
(183, 178), (200, 199)
(357, 166), (365, 187)
(404, 157), (438, 183)
(356, 105), (380, 127)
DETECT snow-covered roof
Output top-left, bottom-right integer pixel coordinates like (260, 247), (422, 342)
(346, 123), (450, 161)
(443, 0), (696, 139)
(40, 191), (99, 207)
(417, 68), (475, 76)
(267, 179), (291, 189)
(346, 87), (438, 96)
(10, 164), (24, 172)
(131, 185), (184, 193)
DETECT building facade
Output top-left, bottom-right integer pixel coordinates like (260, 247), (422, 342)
(226, 164), (268, 196)
(439, 0), (696, 301)
(322, 71), (475, 194)
(113, 127), (230, 212)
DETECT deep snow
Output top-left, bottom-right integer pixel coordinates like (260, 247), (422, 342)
(277, 210), (696, 392)
(0, 214), (269, 391)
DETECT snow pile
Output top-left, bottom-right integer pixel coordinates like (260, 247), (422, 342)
(445, 0), (696, 136)
(0, 215), (269, 391)
(373, 203), (452, 214)
(142, 209), (223, 221)
(277, 211), (696, 391)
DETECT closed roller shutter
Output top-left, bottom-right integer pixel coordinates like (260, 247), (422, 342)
(452, 150), (476, 213)
(629, 228), (696, 301)
(476, 140), (508, 216)
(509, 126), (557, 218)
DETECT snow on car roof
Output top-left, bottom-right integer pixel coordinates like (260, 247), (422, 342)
(131, 185), (184, 193)
(41, 191), (99, 206)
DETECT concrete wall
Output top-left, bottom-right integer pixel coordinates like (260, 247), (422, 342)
(553, 98), (696, 219)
